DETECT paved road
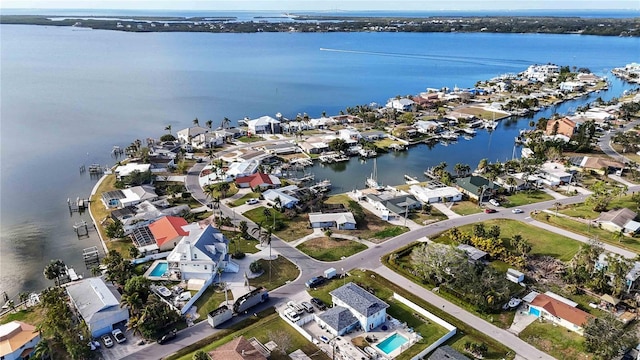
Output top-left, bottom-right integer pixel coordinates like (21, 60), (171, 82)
(126, 140), (640, 360)
(598, 119), (640, 163)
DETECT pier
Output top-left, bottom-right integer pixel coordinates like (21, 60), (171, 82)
(67, 197), (89, 213)
(83, 246), (101, 269)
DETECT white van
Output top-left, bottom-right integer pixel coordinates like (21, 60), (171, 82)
(489, 199), (500, 206)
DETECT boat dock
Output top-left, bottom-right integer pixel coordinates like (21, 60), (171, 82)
(67, 197), (89, 213)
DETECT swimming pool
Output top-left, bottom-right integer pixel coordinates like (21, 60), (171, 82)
(149, 262), (168, 277)
(376, 333), (409, 355)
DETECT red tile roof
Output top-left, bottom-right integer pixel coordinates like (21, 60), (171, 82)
(530, 294), (591, 327)
(234, 173), (274, 189)
(545, 117), (576, 137)
(148, 216), (188, 247)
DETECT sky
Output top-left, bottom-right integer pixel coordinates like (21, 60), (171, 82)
(2, 0), (639, 10)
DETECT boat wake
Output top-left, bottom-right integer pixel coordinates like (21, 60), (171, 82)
(319, 47), (532, 67)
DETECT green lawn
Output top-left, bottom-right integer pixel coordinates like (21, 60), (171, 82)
(193, 285), (234, 323)
(408, 209), (449, 225)
(243, 206), (313, 242)
(1, 307), (43, 325)
(449, 201), (483, 216)
(558, 195), (639, 220)
(372, 226), (409, 239)
(249, 255), (299, 291)
(172, 311), (328, 360)
(533, 212), (640, 253)
(519, 321), (592, 360)
(237, 136), (263, 143)
(297, 237), (367, 261)
(308, 270), (513, 360)
(221, 230), (261, 254)
(503, 190), (554, 208)
(228, 192), (260, 207)
(434, 219), (582, 261)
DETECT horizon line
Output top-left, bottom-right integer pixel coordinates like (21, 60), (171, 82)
(3, 7), (640, 11)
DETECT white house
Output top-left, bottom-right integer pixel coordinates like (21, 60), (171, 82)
(66, 277), (130, 338)
(114, 163), (151, 180)
(523, 64), (559, 82)
(167, 224), (229, 281)
(328, 282), (389, 332)
(409, 185), (462, 204)
(226, 160), (260, 178)
(247, 116), (280, 135)
(308, 212), (357, 230)
(262, 187), (299, 209)
(538, 162), (573, 186)
(191, 132), (224, 149)
(386, 98), (415, 111)
(176, 126), (209, 144)
(523, 291), (590, 335)
(339, 129), (361, 141)
(0, 321), (41, 360)
(101, 185), (158, 209)
(559, 81), (584, 92)
(309, 117), (335, 129)
(414, 120), (440, 134)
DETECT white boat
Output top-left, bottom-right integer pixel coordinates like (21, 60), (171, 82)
(484, 120), (497, 130)
(366, 159), (384, 190)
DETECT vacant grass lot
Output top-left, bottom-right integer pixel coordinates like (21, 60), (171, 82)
(297, 237), (367, 261)
(503, 190), (554, 207)
(173, 312), (328, 360)
(308, 270), (513, 360)
(236, 136), (263, 143)
(519, 321), (592, 360)
(434, 219), (581, 261)
(558, 195), (638, 219)
(243, 206), (313, 242)
(193, 285), (234, 323)
(324, 194), (409, 242)
(408, 208), (449, 224)
(533, 212), (640, 253)
(249, 255), (299, 291)
(449, 200), (483, 216)
(1, 307), (43, 325)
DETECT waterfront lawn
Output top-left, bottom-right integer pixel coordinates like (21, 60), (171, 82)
(519, 321), (592, 360)
(193, 284), (234, 323)
(242, 206), (313, 242)
(457, 107), (507, 120)
(308, 270), (512, 360)
(296, 237), (367, 261)
(228, 192), (260, 207)
(1, 307), (43, 325)
(324, 194), (409, 243)
(434, 219), (581, 261)
(503, 190), (554, 208)
(249, 255), (299, 291)
(532, 212), (640, 253)
(449, 201), (483, 216)
(374, 138), (404, 149)
(237, 136), (263, 143)
(88, 174), (122, 252)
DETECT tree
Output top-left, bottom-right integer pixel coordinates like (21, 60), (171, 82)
(585, 180), (615, 212)
(584, 313), (635, 360)
(553, 202), (562, 216)
(216, 182), (231, 199)
(328, 138), (348, 152)
(102, 250), (134, 287)
(160, 133), (176, 142)
(411, 243), (466, 285)
(33, 338), (52, 360)
(505, 176), (518, 193)
(205, 119), (213, 129)
(239, 221), (249, 239)
(222, 117), (231, 129)
(129, 246), (141, 259)
(193, 350), (210, 360)
(193, 118), (200, 127)
(43, 259), (66, 286)
(250, 261), (263, 273)
(164, 124), (172, 134)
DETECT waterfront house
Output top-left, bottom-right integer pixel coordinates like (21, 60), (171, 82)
(559, 81), (584, 92)
(360, 130), (386, 141)
(365, 190), (421, 220)
(167, 224), (229, 281)
(261, 142), (301, 155)
(454, 176), (499, 200)
(298, 138), (330, 154)
(414, 120), (440, 134)
(538, 161), (574, 186)
(409, 185), (462, 204)
(523, 64), (559, 82)
(114, 163), (151, 180)
(226, 160), (260, 178)
(308, 212), (357, 230)
(208, 336), (269, 360)
(328, 282), (389, 332)
(522, 291), (590, 335)
(234, 172), (281, 191)
(148, 216), (189, 252)
(309, 116), (335, 129)
(214, 128), (245, 141)
(120, 201), (190, 235)
(597, 208), (640, 234)
(246, 116), (281, 135)
(386, 98), (415, 111)
(0, 321), (41, 360)
(339, 128), (362, 142)
(102, 185), (158, 209)
(495, 174), (528, 192)
(176, 126), (209, 144)
(545, 117), (576, 137)
(191, 132), (224, 149)
(262, 187), (300, 209)
(66, 277), (130, 338)
(331, 114), (362, 124)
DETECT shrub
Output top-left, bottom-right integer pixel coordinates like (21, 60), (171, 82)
(231, 252), (246, 260)
(250, 261), (263, 273)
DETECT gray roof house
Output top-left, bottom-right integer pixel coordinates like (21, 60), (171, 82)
(366, 192), (421, 219)
(429, 345), (469, 360)
(66, 277), (129, 338)
(454, 175), (499, 200)
(329, 282), (389, 332)
(598, 208), (640, 234)
(166, 224), (229, 281)
(316, 306), (359, 336)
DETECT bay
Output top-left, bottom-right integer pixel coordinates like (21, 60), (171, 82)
(1, 24), (638, 298)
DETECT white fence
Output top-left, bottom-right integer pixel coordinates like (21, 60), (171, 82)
(132, 252), (170, 265)
(279, 312), (314, 342)
(181, 275), (215, 315)
(393, 293), (457, 360)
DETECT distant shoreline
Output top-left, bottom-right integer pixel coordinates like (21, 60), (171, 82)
(1, 15), (638, 37)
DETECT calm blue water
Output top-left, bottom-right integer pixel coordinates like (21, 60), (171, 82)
(0, 24), (638, 297)
(149, 262), (168, 277)
(377, 333), (409, 354)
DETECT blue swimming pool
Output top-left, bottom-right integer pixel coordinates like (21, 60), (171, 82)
(149, 262), (168, 277)
(376, 333), (409, 355)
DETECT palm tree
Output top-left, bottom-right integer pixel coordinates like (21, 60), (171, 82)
(193, 118), (200, 127)
(217, 182), (231, 199)
(91, 266), (102, 277)
(18, 292), (28, 306)
(164, 124), (172, 134)
(193, 350), (210, 360)
(33, 338), (52, 360)
(554, 202), (562, 216)
(505, 177), (518, 193)
(239, 220), (249, 239)
(258, 225), (274, 283)
(454, 163), (465, 177)
(43, 259), (66, 286)
(263, 208), (275, 228)
(222, 117), (231, 129)
(205, 120), (213, 129)
(273, 196), (282, 212)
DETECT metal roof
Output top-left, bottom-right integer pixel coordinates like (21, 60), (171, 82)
(330, 282), (389, 318)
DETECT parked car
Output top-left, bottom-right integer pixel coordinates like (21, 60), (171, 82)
(111, 329), (126, 344)
(101, 334), (114, 348)
(287, 301), (305, 315)
(489, 199), (500, 206)
(301, 301), (314, 313)
(511, 208), (524, 214)
(283, 308), (300, 322)
(305, 276), (326, 288)
(484, 208), (497, 214)
(246, 198), (259, 205)
(157, 329), (177, 345)
(310, 297), (327, 310)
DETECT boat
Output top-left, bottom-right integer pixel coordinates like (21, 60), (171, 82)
(484, 120), (497, 131)
(366, 159), (384, 190)
(309, 179), (332, 193)
(358, 148), (377, 158)
(404, 175), (420, 185)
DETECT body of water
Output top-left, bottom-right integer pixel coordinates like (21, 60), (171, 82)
(1, 24), (638, 298)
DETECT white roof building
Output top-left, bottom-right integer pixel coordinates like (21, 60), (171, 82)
(114, 163), (151, 180)
(309, 212), (357, 230)
(176, 126), (209, 143)
(409, 185), (462, 204)
(386, 98), (415, 111)
(226, 160), (260, 178)
(247, 116), (280, 134)
(263, 188), (299, 209)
